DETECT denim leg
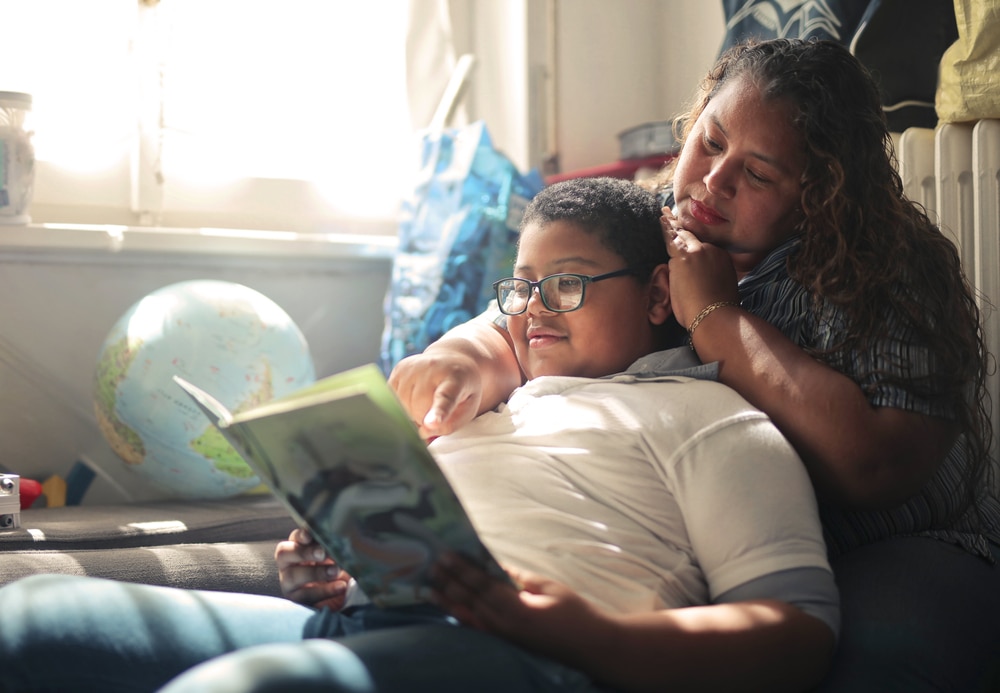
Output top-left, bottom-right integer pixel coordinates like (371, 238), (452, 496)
(819, 537), (1000, 693)
(0, 574), (317, 693)
(158, 623), (604, 693)
(1, 575), (603, 693)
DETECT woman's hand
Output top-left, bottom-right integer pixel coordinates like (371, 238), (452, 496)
(388, 350), (485, 440)
(430, 553), (607, 668)
(661, 208), (740, 329)
(275, 528), (352, 610)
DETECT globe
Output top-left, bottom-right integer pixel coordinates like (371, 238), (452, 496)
(93, 280), (316, 499)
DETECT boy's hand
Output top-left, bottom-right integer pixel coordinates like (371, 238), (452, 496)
(429, 553), (607, 668)
(388, 350), (484, 439)
(275, 528), (352, 610)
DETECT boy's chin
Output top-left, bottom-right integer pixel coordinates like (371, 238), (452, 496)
(526, 361), (588, 379)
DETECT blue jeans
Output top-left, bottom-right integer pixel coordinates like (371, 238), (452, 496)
(2, 536), (998, 692)
(0, 574), (600, 693)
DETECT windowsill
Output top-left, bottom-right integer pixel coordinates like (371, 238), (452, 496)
(0, 222), (398, 265)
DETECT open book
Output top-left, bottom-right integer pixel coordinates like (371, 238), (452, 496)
(173, 364), (510, 608)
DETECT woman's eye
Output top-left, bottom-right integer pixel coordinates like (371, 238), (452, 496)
(747, 168), (770, 184)
(703, 135), (722, 151)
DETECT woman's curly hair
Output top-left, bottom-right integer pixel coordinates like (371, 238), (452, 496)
(649, 38), (994, 514)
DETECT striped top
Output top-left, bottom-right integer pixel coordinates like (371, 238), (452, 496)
(740, 237), (1000, 560)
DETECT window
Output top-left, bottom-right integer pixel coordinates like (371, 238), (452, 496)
(1, 0), (416, 235)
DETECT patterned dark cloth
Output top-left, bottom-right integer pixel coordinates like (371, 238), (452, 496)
(739, 237), (1000, 560)
(719, 0), (959, 130)
(720, 0), (872, 51)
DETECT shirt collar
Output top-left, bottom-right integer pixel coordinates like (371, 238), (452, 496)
(612, 347), (719, 382)
(738, 236), (800, 291)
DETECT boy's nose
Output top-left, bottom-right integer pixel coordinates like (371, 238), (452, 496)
(526, 286), (553, 315)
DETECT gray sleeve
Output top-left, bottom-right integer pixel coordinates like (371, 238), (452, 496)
(481, 300), (508, 331)
(714, 566), (840, 641)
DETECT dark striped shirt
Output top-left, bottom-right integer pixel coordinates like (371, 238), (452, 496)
(740, 237), (1000, 560)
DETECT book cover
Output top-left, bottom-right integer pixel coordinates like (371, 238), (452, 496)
(173, 364), (509, 607)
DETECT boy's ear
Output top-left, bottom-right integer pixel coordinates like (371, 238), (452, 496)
(646, 263), (672, 325)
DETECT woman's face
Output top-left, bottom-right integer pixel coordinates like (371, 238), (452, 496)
(508, 219), (659, 380)
(671, 76), (807, 276)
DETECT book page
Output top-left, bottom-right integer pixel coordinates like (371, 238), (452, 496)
(177, 364), (510, 607)
(172, 375), (235, 426)
(228, 364), (410, 429)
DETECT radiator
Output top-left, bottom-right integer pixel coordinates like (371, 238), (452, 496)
(898, 120), (1000, 459)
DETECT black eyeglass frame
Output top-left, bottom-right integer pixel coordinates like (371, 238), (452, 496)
(491, 267), (637, 316)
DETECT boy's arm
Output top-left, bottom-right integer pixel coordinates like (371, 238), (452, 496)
(389, 311), (523, 438)
(594, 596), (835, 692)
(431, 557), (835, 693)
(595, 595), (834, 692)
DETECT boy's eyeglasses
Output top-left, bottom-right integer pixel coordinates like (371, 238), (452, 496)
(492, 268), (637, 316)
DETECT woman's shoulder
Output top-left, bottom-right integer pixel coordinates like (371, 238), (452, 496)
(738, 239), (821, 344)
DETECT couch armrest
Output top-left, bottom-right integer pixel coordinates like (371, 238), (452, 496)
(0, 496), (298, 595)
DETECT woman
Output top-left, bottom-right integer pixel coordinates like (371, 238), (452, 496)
(390, 38), (1000, 691)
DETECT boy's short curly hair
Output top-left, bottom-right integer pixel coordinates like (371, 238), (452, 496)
(519, 177), (667, 281)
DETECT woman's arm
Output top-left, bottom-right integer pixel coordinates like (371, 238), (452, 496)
(432, 557), (835, 693)
(388, 313), (523, 438)
(667, 228), (955, 508)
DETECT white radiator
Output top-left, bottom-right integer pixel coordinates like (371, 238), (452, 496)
(898, 120), (1000, 459)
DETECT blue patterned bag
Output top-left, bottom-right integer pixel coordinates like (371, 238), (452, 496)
(379, 121), (544, 374)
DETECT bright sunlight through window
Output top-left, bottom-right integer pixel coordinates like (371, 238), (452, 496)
(0, 0), (134, 171)
(0, 0), (415, 222)
(154, 0), (413, 217)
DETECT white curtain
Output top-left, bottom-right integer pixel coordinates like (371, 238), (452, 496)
(406, 0), (470, 132)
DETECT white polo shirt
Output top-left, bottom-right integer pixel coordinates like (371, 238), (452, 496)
(430, 349), (831, 615)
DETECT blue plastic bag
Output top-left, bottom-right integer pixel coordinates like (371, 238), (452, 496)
(379, 121), (544, 374)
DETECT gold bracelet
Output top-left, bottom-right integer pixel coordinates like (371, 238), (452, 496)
(687, 300), (739, 349)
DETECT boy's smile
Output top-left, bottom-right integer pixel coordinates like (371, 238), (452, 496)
(525, 324), (565, 350)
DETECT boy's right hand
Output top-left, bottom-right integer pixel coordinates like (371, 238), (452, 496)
(275, 527), (352, 610)
(388, 350), (484, 440)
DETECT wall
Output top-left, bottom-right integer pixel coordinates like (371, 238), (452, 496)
(551, 0), (724, 174)
(460, 0), (724, 175)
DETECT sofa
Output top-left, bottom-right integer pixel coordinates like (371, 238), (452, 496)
(0, 495), (298, 595)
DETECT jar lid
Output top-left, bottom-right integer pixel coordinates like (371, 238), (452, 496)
(0, 92), (31, 109)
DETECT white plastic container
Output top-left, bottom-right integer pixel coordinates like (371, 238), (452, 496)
(0, 474), (20, 529)
(0, 91), (34, 224)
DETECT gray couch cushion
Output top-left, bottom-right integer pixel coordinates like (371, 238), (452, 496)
(0, 540), (286, 595)
(0, 495), (298, 595)
(1, 495), (297, 550)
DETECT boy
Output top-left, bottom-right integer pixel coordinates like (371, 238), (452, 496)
(274, 177), (839, 691)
